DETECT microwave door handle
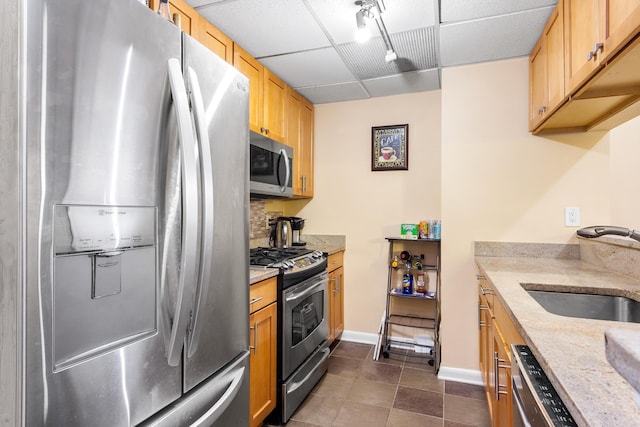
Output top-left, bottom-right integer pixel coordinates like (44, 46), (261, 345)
(184, 67), (213, 359)
(279, 148), (290, 193)
(166, 58), (199, 367)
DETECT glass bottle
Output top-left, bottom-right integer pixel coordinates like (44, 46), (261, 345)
(402, 262), (413, 295)
(157, 0), (171, 21)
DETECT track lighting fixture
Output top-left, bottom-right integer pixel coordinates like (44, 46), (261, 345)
(354, 0), (397, 62)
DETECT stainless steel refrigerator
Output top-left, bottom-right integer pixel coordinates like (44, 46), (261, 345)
(0, 0), (250, 425)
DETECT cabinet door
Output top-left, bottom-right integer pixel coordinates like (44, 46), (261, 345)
(233, 44), (264, 136)
(493, 329), (512, 427)
(299, 99), (314, 197)
(149, 0), (198, 35)
(263, 70), (287, 144)
(601, 0), (640, 62)
(198, 19), (233, 63)
(478, 296), (492, 391)
(249, 303), (277, 427)
(529, 38), (547, 130)
(287, 89), (303, 195)
(328, 266), (344, 345)
(565, 0), (602, 93)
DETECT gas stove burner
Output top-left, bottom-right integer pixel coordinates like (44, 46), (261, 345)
(249, 247), (326, 274)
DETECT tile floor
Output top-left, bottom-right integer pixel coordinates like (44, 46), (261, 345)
(268, 341), (491, 427)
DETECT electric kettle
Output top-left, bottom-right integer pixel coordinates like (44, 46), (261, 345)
(270, 217), (293, 248)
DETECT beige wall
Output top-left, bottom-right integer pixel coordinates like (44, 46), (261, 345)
(286, 56), (640, 375)
(295, 91), (442, 334)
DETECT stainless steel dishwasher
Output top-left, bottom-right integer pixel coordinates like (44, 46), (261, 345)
(511, 345), (578, 427)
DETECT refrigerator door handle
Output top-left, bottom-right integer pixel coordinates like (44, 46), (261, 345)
(166, 58), (200, 367)
(279, 148), (291, 193)
(184, 66), (214, 358)
(191, 366), (246, 427)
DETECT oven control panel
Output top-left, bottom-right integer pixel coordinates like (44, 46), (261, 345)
(512, 345), (577, 427)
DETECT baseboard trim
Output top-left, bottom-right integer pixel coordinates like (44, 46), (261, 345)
(437, 366), (483, 385)
(341, 330), (483, 386)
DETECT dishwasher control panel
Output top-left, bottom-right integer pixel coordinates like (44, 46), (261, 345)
(512, 345), (578, 427)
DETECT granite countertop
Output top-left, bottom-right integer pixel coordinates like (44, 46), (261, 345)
(475, 252), (640, 426)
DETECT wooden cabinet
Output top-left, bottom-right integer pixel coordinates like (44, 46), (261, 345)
(197, 19), (233, 63)
(149, 0), (198, 35)
(234, 44), (287, 143)
(478, 276), (524, 427)
(327, 251), (344, 345)
(530, 0), (640, 133)
(148, 0), (232, 63)
(529, 0), (565, 131)
(249, 277), (277, 427)
(287, 89), (315, 197)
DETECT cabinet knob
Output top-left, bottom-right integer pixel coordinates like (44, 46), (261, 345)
(586, 42), (604, 61)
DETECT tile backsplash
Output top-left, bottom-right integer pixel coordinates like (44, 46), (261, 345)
(249, 198), (282, 239)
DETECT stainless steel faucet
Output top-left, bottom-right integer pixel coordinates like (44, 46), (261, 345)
(577, 226), (640, 242)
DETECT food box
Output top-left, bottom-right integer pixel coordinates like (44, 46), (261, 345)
(400, 224), (418, 239)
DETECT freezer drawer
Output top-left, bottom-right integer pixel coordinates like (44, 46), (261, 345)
(140, 351), (250, 427)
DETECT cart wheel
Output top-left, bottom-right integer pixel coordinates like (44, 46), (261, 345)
(428, 359), (434, 366)
(430, 349), (434, 356)
(382, 351), (389, 358)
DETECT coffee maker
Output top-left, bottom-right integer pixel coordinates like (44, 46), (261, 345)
(289, 217), (306, 246)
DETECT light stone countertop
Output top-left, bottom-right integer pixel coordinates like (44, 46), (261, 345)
(475, 253), (640, 426)
(249, 267), (279, 285)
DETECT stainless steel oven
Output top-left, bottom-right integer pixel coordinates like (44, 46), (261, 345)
(511, 345), (577, 427)
(249, 247), (329, 424)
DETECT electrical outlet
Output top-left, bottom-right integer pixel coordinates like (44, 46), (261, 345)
(565, 207), (581, 227)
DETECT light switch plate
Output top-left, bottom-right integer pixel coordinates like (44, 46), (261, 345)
(565, 207), (580, 227)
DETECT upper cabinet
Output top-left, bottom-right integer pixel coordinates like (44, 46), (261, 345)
(287, 89), (314, 197)
(529, 0), (565, 131)
(148, 0), (232, 63)
(233, 44), (287, 144)
(197, 19), (233, 64)
(530, 0), (640, 134)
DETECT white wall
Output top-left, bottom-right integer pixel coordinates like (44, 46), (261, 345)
(296, 91), (442, 334)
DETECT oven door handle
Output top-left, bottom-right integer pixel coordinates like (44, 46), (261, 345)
(285, 278), (326, 304)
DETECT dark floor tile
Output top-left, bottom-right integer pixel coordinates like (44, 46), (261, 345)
(393, 385), (444, 418)
(444, 421), (479, 427)
(327, 355), (363, 378)
(359, 360), (402, 384)
(289, 393), (343, 426)
(347, 378), (397, 408)
(332, 401), (390, 427)
(445, 381), (486, 400)
(387, 408), (443, 427)
(331, 341), (373, 361)
(444, 394), (491, 427)
(399, 366), (444, 393)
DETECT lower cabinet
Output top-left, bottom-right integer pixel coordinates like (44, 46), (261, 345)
(478, 276), (524, 427)
(327, 251), (344, 345)
(249, 277), (277, 427)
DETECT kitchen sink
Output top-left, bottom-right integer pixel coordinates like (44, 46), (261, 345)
(526, 289), (640, 323)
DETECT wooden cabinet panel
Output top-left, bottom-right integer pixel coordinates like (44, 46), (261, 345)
(233, 45), (287, 143)
(198, 19), (233, 63)
(287, 89), (314, 197)
(601, 0), (640, 63)
(263, 70), (287, 144)
(328, 266), (344, 345)
(149, 0), (197, 34)
(249, 276), (277, 314)
(233, 44), (263, 136)
(249, 302), (277, 427)
(565, 0), (602, 93)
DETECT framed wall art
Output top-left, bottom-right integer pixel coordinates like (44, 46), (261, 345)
(371, 124), (408, 171)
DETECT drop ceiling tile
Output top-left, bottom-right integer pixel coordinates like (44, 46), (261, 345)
(259, 48), (356, 88)
(306, 0), (437, 45)
(196, 0), (330, 57)
(362, 69), (440, 97)
(440, 7), (553, 67)
(441, 0), (557, 23)
(296, 82), (370, 104)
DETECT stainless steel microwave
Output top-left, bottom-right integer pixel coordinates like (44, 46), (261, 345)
(249, 132), (293, 197)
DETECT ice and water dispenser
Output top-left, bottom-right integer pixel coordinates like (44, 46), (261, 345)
(53, 205), (157, 370)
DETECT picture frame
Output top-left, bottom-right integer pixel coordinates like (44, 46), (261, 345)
(371, 124), (409, 171)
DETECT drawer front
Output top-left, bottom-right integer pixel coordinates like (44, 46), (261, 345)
(478, 279), (494, 312)
(250, 277), (277, 314)
(327, 251), (344, 272)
